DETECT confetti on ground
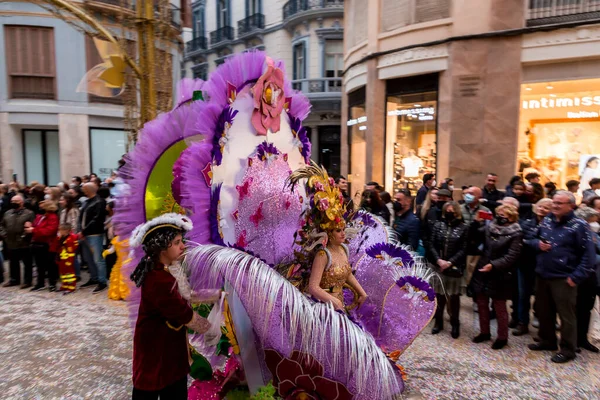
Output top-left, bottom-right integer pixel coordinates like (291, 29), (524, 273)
(0, 271), (598, 400)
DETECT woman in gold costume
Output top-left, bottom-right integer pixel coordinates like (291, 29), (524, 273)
(287, 162), (368, 311)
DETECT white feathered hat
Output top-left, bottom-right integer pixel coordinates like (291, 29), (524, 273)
(130, 213), (193, 248)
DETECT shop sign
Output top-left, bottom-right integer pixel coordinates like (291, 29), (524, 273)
(347, 116), (367, 126)
(522, 96), (600, 109)
(567, 111), (599, 119)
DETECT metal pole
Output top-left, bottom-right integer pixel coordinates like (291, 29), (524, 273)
(137, 0), (157, 124)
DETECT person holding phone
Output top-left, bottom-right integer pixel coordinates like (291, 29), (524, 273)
(529, 191), (596, 363)
(471, 204), (523, 350)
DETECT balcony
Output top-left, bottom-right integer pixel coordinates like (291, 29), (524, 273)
(83, 0), (135, 13)
(185, 36), (208, 59)
(237, 13), (265, 38)
(168, 4), (182, 29)
(291, 78), (342, 96)
(210, 26), (235, 47)
(527, 0), (600, 26)
(282, 0), (343, 28)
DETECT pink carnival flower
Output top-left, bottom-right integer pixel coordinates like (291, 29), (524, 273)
(314, 181), (325, 192)
(318, 198), (330, 211)
(252, 58), (285, 135)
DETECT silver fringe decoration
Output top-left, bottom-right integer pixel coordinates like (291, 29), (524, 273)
(186, 244), (402, 399)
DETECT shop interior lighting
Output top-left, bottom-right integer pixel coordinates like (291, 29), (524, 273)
(525, 86), (532, 91)
(359, 126), (367, 131)
(549, 94), (557, 97)
(414, 104), (421, 107)
(546, 84), (554, 90)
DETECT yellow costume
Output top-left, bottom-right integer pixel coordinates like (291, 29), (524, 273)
(107, 236), (131, 300)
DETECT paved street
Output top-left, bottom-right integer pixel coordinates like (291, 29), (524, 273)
(0, 279), (599, 400)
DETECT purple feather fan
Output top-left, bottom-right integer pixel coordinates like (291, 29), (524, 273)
(366, 243), (414, 267)
(179, 140), (214, 245)
(114, 101), (202, 239)
(202, 50), (266, 106)
(174, 78), (204, 109)
(209, 184), (225, 246)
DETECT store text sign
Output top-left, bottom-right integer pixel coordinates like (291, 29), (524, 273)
(522, 96), (600, 109)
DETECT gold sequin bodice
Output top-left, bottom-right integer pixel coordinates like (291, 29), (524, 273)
(318, 246), (352, 304)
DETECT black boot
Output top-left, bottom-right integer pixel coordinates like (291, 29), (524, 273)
(432, 294), (446, 334)
(449, 294), (460, 339)
(513, 323), (529, 336)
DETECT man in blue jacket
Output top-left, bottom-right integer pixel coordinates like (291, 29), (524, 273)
(393, 189), (420, 251)
(528, 191), (595, 363)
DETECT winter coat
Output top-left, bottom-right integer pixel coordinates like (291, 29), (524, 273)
(519, 217), (541, 271)
(482, 186), (505, 213)
(32, 212), (59, 253)
(393, 211), (420, 250)
(60, 207), (80, 233)
(421, 203), (444, 248)
(0, 208), (35, 249)
(426, 219), (468, 271)
(535, 211), (595, 285)
(471, 221), (523, 300)
(508, 194), (534, 220)
(594, 233), (600, 288)
(78, 195), (107, 236)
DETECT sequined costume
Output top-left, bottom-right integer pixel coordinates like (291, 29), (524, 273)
(317, 246), (352, 305)
(57, 233), (78, 292)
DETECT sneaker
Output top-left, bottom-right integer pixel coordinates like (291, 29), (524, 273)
(81, 280), (98, 288)
(30, 285), (46, 292)
(92, 283), (107, 294)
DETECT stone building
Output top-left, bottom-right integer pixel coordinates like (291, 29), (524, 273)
(343, 0), (600, 193)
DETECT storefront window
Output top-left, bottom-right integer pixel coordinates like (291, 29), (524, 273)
(23, 130), (60, 185)
(385, 79), (438, 195)
(519, 78), (600, 190)
(90, 128), (128, 180)
(348, 87), (367, 194)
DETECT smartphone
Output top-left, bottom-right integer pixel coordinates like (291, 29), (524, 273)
(12, 173), (17, 182)
(541, 239), (550, 244)
(477, 210), (493, 220)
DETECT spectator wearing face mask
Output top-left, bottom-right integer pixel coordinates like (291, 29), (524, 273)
(440, 178), (455, 200)
(393, 189), (420, 250)
(573, 206), (600, 353)
(471, 204), (523, 350)
(426, 201), (468, 339)
(460, 187), (491, 287)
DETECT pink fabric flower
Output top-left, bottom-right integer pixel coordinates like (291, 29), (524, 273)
(318, 198), (330, 211)
(314, 181), (324, 192)
(252, 58), (285, 135)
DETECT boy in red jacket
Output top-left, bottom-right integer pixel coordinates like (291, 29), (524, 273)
(57, 223), (79, 294)
(27, 200), (59, 291)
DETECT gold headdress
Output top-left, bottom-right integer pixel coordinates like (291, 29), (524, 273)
(287, 161), (346, 231)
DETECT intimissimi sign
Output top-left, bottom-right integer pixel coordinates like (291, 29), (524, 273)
(522, 96), (600, 109)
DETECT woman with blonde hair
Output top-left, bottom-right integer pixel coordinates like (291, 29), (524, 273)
(471, 204), (523, 349)
(513, 198), (552, 336)
(419, 187), (439, 221)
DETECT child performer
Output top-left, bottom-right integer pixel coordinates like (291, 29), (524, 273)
(129, 214), (219, 399)
(57, 223), (78, 294)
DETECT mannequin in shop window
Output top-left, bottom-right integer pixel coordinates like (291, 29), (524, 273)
(402, 150), (423, 179)
(581, 156), (600, 191)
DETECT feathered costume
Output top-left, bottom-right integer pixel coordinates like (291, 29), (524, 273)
(113, 52), (436, 399)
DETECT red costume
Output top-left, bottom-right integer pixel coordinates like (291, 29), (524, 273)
(57, 233), (78, 292)
(132, 264), (194, 391)
(32, 212), (59, 252)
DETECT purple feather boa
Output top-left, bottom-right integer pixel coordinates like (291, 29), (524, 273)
(174, 78), (204, 109)
(209, 184), (225, 246)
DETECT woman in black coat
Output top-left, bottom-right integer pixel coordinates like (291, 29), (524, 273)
(426, 201), (468, 338)
(360, 190), (391, 225)
(471, 204), (523, 350)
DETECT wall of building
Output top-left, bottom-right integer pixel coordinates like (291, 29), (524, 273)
(0, 1), (182, 183)
(342, 0), (600, 192)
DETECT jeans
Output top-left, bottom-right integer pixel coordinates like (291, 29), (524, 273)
(517, 267), (536, 325)
(80, 235), (106, 284)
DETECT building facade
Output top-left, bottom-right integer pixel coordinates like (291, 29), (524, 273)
(343, 0), (600, 194)
(0, 0), (186, 185)
(183, 0), (344, 177)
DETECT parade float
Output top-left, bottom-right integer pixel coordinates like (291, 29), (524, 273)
(114, 51), (436, 399)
